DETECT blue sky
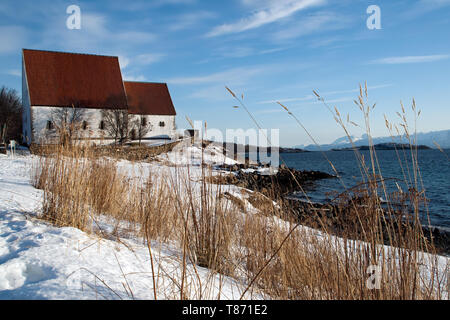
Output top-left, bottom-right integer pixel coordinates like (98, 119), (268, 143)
(1, 0), (449, 147)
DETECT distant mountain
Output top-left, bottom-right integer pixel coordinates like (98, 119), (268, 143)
(331, 143), (431, 151)
(295, 129), (450, 151)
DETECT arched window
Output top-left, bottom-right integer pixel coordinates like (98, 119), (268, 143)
(82, 121), (88, 130)
(99, 120), (105, 130)
(46, 121), (53, 130)
(159, 121), (165, 127)
(141, 117), (147, 127)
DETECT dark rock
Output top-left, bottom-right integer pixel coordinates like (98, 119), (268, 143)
(230, 166), (336, 198)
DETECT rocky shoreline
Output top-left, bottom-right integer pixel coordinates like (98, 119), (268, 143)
(288, 198), (450, 255)
(214, 163), (335, 197)
(213, 163), (450, 255)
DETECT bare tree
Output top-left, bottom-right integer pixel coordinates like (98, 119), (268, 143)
(100, 109), (129, 144)
(50, 106), (86, 146)
(129, 115), (151, 145)
(0, 86), (22, 144)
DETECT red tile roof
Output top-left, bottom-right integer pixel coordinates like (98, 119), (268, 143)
(23, 49), (128, 109)
(124, 81), (176, 116)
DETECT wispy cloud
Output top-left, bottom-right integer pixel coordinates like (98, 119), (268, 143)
(116, 0), (197, 11)
(308, 36), (342, 48)
(320, 84), (393, 96)
(167, 66), (271, 85)
(317, 97), (353, 104)
(371, 55), (450, 64)
(256, 96), (353, 113)
(5, 69), (21, 77)
(169, 11), (216, 31)
(0, 26), (27, 54)
(122, 74), (148, 82)
(271, 11), (350, 41)
(118, 55), (131, 69)
(258, 95), (314, 104)
(403, 0), (450, 19)
(255, 108), (285, 115)
(119, 53), (165, 73)
(205, 45), (289, 62)
(258, 84), (392, 105)
(135, 53), (166, 65)
(206, 0), (326, 37)
(188, 84), (239, 101)
(40, 13), (156, 54)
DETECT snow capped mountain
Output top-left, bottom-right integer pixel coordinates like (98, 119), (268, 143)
(330, 134), (367, 146)
(296, 130), (450, 151)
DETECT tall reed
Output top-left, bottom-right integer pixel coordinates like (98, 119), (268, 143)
(31, 86), (448, 299)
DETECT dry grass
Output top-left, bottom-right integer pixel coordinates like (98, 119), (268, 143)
(30, 85), (448, 300)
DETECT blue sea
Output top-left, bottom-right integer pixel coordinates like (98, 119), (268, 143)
(280, 149), (450, 229)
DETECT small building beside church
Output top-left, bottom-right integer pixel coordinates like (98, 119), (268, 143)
(124, 81), (176, 142)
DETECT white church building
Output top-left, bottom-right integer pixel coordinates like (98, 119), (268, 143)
(21, 49), (177, 146)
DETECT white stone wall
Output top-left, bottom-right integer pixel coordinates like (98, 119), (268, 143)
(31, 107), (108, 144)
(22, 59), (32, 145)
(30, 106), (176, 145)
(128, 114), (176, 141)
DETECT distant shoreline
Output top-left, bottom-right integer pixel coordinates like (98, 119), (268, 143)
(280, 144), (447, 152)
(330, 143), (432, 151)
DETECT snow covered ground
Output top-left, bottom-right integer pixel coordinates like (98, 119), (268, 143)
(158, 143), (238, 167)
(0, 151), (260, 300)
(0, 146), (448, 299)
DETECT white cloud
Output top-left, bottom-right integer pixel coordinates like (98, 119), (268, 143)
(136, 53), (166, 65)
(167, 66), (271, 85)
(152, 0), (196, 5)
(118, 55), (131, 69)
(320, 84), (393, 96)
(258, 95), (314, 104)
(40, 13), (156, 53)
(206, 0), (326, 37)
(259, 84), (392, 106)
(403, 0), (450, 19)
(169, 11), (216, 31)
(122, 74), (148, 82)
(316, 97), (353, 104)
(116, 0), (197, 11)
(255, 108), (285, 115)
(0, 26), (27, 54)
(308, 36), (342, 48)
(271, 11), (349, 41)
(81, 14), (109, 37)
(189, 84), (235, 101)
(118, 53), (165, 71)
(371, 55), (450, 64)
(115, 31), (156, 43)
(418, 0), (450, 6)
(6, 69), (21, 77)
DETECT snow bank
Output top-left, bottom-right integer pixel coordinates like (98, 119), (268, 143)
(0, 154), (260, 300)
(158, 144), (238, 166)
(0, 149), (447, 300)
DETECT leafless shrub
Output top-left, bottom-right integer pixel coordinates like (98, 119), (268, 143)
(129, 115), (151, 145)
(100, 109), (129, 144)
(50, 106), (86, 145)
(0, 86), (22, 143)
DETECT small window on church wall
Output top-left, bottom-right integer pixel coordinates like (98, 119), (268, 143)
(82, 121), (88, 130)
(46, 121), (53, 130)
(141, 117), (147, 127)
(99, 120), (105, 130)
(159, 121), (165, 127)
